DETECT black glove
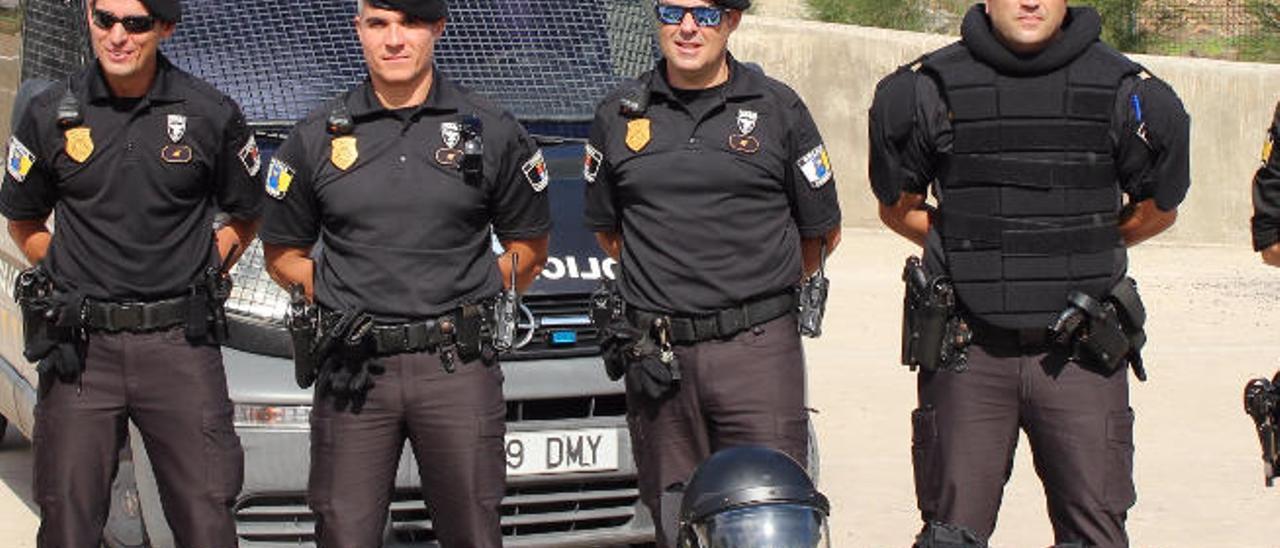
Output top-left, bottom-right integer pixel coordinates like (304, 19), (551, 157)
(624, 336), (679, 400)
(599, 318), (642, 381)
(316, 348), (380, 413)
(313, 311), (378, 411)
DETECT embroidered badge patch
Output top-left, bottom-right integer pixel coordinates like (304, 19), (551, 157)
(6, 136), (35, 183)
(238, 135), (261, 177)
(167, 114), (187, 143)
(265, 158), (295, 200)
(522, 149), (550, 192)
(440, 122), (462, 150)
(1264, 133), (1274, 165)
(796, 144), (834, 189)
(161, 144), (193, 163)
(583, 143), (603, 184)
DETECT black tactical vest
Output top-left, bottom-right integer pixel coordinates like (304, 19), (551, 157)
(922, 42), (1142, 330)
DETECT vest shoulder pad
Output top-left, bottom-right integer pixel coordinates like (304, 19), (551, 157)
(872, 64), (922, 142)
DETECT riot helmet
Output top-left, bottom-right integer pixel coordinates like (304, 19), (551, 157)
(677, 446), (830, 548)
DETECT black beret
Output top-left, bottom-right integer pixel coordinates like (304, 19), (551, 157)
(140, 0), (180, 23)
(715, 0), (751, 9)
(366, 0), (448, 22)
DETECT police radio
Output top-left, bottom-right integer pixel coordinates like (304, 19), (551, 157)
(492, 252), (519, 353)
(798, 239), (830, 338)
(460, 114), (484, 186)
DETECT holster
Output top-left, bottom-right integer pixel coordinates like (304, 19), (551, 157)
(185, 265), (233, 345)
(1048, 277), (1148, 380)
(14, 265), (87, 383)
(1244, 372), (1280, 486)
(591, 280), (629, 381)
(287, 286), (319, 389)
(901, 256), (971, 373)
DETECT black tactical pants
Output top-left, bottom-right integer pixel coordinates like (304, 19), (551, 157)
(309, 352), (506, 548)
(625, 314), (810, 547)
(33, 327), (243, 548)
(912, 338), (1135, 548)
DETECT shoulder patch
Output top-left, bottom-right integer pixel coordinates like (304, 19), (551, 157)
(6, 136), (35, 183)
(522, 149), (549, 192)
(1264, 132), (1275, 166)
(583, 143), (603, 184)
(265, 157), (295, 200)
(797, 144), (834, 189)
(238, 135), (261, 177)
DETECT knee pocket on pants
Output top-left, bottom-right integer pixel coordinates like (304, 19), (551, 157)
(912, 405), (941, 514)
(1104, 408), (1136, 512)
(202, 404), (244, 502)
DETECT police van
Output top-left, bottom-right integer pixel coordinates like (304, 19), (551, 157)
(0, 0), (655, 545)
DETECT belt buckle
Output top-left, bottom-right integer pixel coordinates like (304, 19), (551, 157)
(110, 302), (145, 329)
(715, 306), (746, 337)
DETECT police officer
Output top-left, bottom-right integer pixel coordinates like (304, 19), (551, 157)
(1252, 101), (1280, 265)
(870, 2), (1190, 546)
(584, 1), (842, 544)
(0, 0), (261, 545)
(259, 0), (550, 545)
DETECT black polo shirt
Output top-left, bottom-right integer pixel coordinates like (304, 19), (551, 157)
(0, 55), (262, 300)
(1251, 101), (1280, 250)
(584, 57), (841, 315)
(259, 75), (551, 321)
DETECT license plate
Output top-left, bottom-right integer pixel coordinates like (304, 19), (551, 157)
(505, 428), (619, 477)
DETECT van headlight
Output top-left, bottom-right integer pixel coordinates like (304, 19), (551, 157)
(234, 404), (311, 428)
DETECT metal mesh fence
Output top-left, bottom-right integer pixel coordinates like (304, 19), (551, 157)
(20, 0), (657, 123)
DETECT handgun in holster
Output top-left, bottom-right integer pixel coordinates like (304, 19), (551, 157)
(1245, 372), (1280, 486)
(15, 265), (72, 360)
(901, 256), (971, 373)
(287, 285), (319, 389)
(590, 279), (628, 381)
(798, 239), (830, 338)
(15, 264), (87, 383)
(186, 244), (238, 344)
(492, 253), (519, 354)
(1047, 277), (1148, 380)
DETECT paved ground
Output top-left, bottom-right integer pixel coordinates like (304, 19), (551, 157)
(3, 230), (1280, 547)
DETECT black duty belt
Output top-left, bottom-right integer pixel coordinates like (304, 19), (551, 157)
(82, 296), (190, 333)
(321, 303), (487, 356)
(968, 320), (1051, 350)
(626, 292), (798, 345)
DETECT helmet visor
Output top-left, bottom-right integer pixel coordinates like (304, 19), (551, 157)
(692, 504), (830, 548)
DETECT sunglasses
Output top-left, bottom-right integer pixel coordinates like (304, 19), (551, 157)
(654, 4), (729, 27)
(92, 9), (158, 34)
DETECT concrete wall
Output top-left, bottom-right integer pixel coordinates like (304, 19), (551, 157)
(730, 16), (1280, 245)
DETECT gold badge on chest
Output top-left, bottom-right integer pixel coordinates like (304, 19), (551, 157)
(625, 118), (651, 152)
(64, 127), (94, 163)
(331, 136), (359, 170)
